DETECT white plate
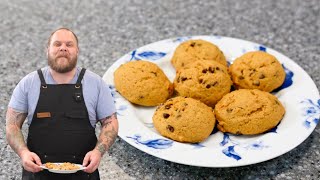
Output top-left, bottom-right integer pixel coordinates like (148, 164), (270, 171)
(102, 36), (320, 167)
(40, 163), (86, 174)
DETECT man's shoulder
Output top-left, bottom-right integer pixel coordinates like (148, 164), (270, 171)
(83, 68), (103, 82)
(24, 67), (49, 78)
(19, 69), (40, 85)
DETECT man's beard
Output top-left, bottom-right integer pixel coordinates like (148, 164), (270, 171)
(48, 54), (77, 73)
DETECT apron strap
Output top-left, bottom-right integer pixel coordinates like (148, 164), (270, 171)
(75, 68), (86, 88)
(37, 69), (47, 88)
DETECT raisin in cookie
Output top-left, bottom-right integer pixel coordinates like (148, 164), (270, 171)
(114, 60), (173, 106)
(215, 89), (285, 135)
(229, 51), (285, 92)
(153, 97), (216, 143)
(173, 60), (233, 107)
(171, 39), (227, 70)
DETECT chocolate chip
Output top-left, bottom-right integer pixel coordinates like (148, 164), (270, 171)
(163, 113), (170, 119)
(151, 71), (157, 76)
(166, 125), (174, 132)
(253, 80), (260, 86)
(239, 76), (244, 80)
(259, 74), (265, 79)
(202, 69), (208, 73)
(165, 104), (172, 109)
(227, 108), (233, 113)
(177, 76), (180, 83)
(181, 77), (187, 81)
(206, 84), (211, 88)
(216, 67), (220, 71)
(139, 95), (144, 99)
(190, 42), (196, 47)
(209, 67), (215, 73)
(199, 79), (203, 83)
(212, 81), (218, 86)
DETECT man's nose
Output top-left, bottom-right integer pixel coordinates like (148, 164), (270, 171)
(59, 44), (67, 51)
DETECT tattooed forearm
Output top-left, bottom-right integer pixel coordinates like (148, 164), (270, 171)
(5, 107), (28, 157)
(100, 113), (116, 127)
(95, 112), (118, 156)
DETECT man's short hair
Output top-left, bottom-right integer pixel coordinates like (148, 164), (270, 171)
(47, 28), (79, 47)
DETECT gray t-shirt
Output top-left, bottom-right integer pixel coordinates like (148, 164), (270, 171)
(8, 66), (116, 127)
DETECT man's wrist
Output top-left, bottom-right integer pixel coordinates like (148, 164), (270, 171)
(17, 148), (30, 158)
(95, 144), (107, 156)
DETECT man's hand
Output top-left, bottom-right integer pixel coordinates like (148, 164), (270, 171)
(20, 149), (43, 173)
(82, 149), (102, 173)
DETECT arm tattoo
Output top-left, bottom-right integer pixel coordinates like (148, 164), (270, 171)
(5, 108), (28, 157)
(96, 112), (118, 156)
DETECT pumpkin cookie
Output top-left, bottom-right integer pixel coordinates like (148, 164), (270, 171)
(214, 89), (285, 135)
(173, 60), (233, 107)
(229, 51), (285, 92)
(114, 60), (173, 106)
(153, 97), (216, 143)
(171, 39), (227, 70)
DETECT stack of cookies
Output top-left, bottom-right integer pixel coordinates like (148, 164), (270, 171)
(113, 39), (286, 144)
(217, 51), (286, 135)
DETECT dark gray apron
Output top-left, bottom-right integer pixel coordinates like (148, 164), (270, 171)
(22, 68), (100, 180)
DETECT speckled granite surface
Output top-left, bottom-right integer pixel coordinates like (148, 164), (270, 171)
(0, 0), (319, 179)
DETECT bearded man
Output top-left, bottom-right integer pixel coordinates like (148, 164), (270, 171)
(6, 28), (118, 180)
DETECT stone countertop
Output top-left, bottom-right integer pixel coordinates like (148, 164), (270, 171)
(0, 0), (319, 179)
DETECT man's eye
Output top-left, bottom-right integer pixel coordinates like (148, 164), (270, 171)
(54, 43), (61, 47)
(67, 44), (74, 47)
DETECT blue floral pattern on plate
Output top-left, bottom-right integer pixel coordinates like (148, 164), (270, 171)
(108, 84), (128, 116)
(222, 146), (242, 160)
(126, 134), (173, 149)
(130, 50), (166, 61)
(301, 99), (320, 128)
(172, 36), (192, 43)
(220, 134), (269, 160)
(273, 64), (294, 92)
(108, 84), (119, 99)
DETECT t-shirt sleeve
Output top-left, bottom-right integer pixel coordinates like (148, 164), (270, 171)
(8, 76), (29, 113)
(96, 78), (116, 120)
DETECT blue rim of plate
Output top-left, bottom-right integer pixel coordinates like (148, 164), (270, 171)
(102, 36), (320, 167)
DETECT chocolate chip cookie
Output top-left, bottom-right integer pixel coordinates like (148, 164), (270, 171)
(173, 60), (233, 107)
(229, 51), (285, 92)
(153, 97), (216, 143)
(114, 60), (173, 106)
(171, 39), (227, 70)
(214, 89), (285, 135)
